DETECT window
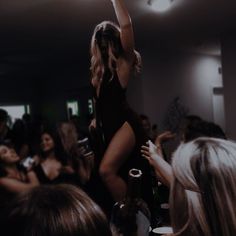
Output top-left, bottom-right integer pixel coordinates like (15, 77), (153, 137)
(0, 104), (30, 125)
(88, 99), (93, 114)
(66, 100), (79, 119)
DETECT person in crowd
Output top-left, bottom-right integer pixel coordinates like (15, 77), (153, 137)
(140, 114), (157, 141)
(170, 138), (236, 235)
(1, 184), (113, 236)
(22, 113), (35, 155)
(11, 119), (30, 160)
(29, 114), (48, 155)
(155, 131), (176, 150)
(32, 127), (78, 185)
(69, 115), (89, 139)
(141, 119), (226, 187)
(57, 122), (94, 185)
(0, 109), (12, 143)
(180, 115), (226, 142)
(89, 0), (153, 211)
(0, 143), (39, 209)
(142, 139), (173, 187)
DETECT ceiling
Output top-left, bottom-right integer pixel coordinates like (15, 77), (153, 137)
(0, 0), (235, 35)
(0, 0), (235, 79)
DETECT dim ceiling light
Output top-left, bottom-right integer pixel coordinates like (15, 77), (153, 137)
(148, 0), (173, 12)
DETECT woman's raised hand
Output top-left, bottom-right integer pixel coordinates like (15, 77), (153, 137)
(155, 131), (176, 146)
(141, 140), (162, 167)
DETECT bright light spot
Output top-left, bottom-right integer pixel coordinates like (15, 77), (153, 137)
(149, 0), (172, 12)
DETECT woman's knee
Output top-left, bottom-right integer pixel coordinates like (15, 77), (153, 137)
(99, 164), (114, 182)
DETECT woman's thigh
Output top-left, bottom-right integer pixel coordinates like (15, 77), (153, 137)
(100, 122), (136, 174)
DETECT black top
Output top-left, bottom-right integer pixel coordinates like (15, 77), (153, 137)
(93, 69), (144, 147)
(33, 164), (80, 186)
(33, 164), (50, 184)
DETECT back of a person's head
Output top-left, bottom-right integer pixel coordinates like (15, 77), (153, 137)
(0, 109), (8, 123)
(22, 113), (31, 121)
(2, 184), (112, 236)
(204, 121), (227, 139)
(183, 119), (226, 142)
(170, 138), (236, 236)
(180, 115), (202, 141)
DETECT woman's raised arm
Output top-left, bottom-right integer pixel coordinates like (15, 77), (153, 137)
(111, 0), (135, 59)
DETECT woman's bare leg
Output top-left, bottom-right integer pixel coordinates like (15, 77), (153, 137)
(99, 122), (135, 202)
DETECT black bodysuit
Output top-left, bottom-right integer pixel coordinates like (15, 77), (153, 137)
(93, 69), (154, 212)
(94, 69), (145, 146)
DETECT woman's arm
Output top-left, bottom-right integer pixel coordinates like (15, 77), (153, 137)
(141, 140), (174, 187)
(155, 131), (176, 149)
(32, 155), (41, 166)
(27, 171), (40, 186)
(0, 171), (39, 193)
(111, 0), (135, 59)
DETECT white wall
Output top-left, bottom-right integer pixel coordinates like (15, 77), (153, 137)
(126, 74), (144, 114)
(127, 46), (223, 131)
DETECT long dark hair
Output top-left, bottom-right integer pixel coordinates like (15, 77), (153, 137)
(40, 126), (68, 165)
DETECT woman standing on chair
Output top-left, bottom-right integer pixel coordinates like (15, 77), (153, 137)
(90, 0), (153, 211)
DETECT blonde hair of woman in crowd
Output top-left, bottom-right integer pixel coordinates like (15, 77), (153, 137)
(170, 138), (236, 236)
(57, 122), (94, 184)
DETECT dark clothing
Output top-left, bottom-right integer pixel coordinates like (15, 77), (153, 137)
(33, 164), (50, 184)
(33, 164), (80, 186)
(93, 70), (144, 147)
(0, 127), (13, 144)
(0, 188), (16, 228)
(0, 188), (15, 211)
(92, 69), (153, 216)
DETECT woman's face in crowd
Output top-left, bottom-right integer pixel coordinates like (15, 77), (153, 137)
(0, 145), (20, 164)
(41, 133), (55, 152)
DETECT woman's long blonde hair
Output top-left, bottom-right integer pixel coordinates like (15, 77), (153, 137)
(170, 138), (236, 236)
(57, 122), (78, 154)
(90, 21), (141, 85)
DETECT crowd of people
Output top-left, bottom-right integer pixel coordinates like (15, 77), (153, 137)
(1, 108), (235, 235)
(1, 0), (236, 235)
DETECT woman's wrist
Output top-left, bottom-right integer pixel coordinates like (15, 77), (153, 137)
(155, 143), (162, 154)
(152, 152), (162, 162)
